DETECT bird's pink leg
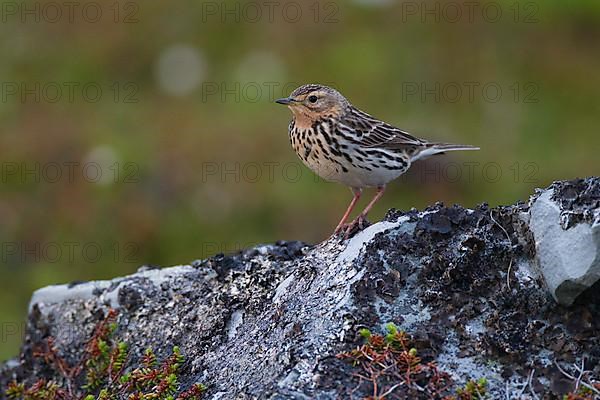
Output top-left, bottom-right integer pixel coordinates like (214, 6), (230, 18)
(333, 188), (362, 235)
(344, 186), (386, 237)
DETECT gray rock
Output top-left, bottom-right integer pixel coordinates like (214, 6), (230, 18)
(530, 178), (600, 305)
(1, 178), (599, 399)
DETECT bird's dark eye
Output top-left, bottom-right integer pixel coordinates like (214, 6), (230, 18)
(308, 95), (318, 103)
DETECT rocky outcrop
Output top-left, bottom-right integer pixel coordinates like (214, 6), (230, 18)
(1, 178), (599, 399)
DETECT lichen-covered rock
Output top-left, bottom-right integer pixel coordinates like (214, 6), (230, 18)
(530, 178), (600, 305)
(1, 178), (599, 400)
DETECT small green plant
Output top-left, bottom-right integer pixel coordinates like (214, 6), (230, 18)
(6, 380), (62, 399)
(451, 378), (488, 400)
(5, 309), (206, 400)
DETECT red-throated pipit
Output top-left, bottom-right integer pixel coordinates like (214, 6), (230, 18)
(276, 84), (479, 238)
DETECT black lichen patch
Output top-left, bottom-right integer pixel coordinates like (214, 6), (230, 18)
(549, 177), (600, 229)
(192, 240), (308, 277)
(364, 203), (519, 305)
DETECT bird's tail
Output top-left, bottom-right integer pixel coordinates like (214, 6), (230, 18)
(412, 142), (479, 162)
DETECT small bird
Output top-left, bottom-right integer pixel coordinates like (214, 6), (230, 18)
(276, 84), (479, 237)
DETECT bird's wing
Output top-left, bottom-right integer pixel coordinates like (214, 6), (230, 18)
(341, 106), (427, 149)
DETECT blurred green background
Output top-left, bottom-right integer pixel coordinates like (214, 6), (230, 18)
(1, 0), (599, 360)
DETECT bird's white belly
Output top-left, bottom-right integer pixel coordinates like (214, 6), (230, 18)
(342, 163), (407, 187)
(303, 153), (408, 188)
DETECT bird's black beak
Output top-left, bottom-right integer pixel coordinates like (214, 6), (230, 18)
(275, 97), (294, 105)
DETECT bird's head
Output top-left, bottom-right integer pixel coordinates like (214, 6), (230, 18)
(276, 84), (349, 124)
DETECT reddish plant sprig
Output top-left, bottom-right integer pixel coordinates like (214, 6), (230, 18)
(337, 324), (455, 399)
(7, 309), (206, 400)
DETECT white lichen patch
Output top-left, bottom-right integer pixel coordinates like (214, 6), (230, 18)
(336, 217), (410, 264)
(29, 265), (196, 312)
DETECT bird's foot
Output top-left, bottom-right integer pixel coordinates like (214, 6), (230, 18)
(336, 215), (370, 240)
(332, 223), (352, 239)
